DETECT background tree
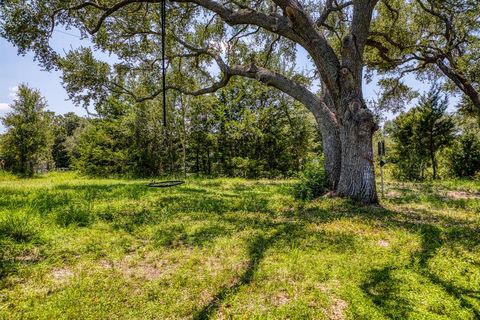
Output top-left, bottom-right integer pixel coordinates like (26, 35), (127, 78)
(0, 84), (53, 176)
(68, 78), (318, 178)
(70, 97), (133, 176)
(416, 87), (455, 179)
(447, 113), (480, 178)
(448, 133), (480, 179)
(72, 120), (131, 176)
(387, 86), (455, 180)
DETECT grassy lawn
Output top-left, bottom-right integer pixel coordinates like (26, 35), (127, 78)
(0, 172), (479, 319)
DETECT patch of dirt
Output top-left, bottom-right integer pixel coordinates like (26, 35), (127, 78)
(316, 283), (329, 293)
(16, 248), (40, 263)
(446, 191), (480, 200)
(99, 253), (176, 281)
(199, 288), (214, 304)
(326, 298), (348, 320)
(322, 191), (337, 199)
(51, 267), (74, 282)
(280, 206), (295, 213)
(386, 190), (401, 198)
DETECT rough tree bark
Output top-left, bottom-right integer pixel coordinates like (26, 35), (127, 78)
(312, 86), (341, 189)
(315, 114), (341, 190)
(336, 90), (377, 203)
(334, 2), (379, 203)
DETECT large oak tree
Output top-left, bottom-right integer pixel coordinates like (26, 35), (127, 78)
(1, 0), (381, 203)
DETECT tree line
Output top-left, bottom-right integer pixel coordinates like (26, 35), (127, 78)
(1, 83), (478, 181)
(0, 81), (320, 178)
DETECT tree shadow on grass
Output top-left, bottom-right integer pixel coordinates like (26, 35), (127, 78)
(356, 205), (480, 318)
(139, 186), (479, 319)
(166, 196), (478, 319)
(361, 266), (413, 319)
(191, 215), (359, 319)
(193, 224), (290, 320)
(153, 223), (233, 248)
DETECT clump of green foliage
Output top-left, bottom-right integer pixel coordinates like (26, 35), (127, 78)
(292, 159), (329, 200)
(55, 203), (93, 227)
(448, 132), (480, 178)
(0, 210), (39, 277)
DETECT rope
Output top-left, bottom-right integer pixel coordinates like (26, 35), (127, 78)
(148, 1), (185, 186)
(161, 0), (167, 127)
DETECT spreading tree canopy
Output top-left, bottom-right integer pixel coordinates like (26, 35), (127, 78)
(366, 0), (480, 115)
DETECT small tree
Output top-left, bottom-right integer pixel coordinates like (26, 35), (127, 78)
(0, 84), (53, 176)
(386, 113), (428, 181)
(71, 119), (130, 176)
(416, 87), (456, 179)
(388, 86), (455, 180)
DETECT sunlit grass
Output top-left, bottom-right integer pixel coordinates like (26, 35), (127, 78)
(0, 172), (478, 319)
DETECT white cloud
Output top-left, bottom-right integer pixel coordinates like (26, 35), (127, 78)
(0, 103), (10, 112)
(8, 86), (19, 99)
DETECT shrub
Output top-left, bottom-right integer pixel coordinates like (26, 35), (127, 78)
(231, 157), (263, 178)
(292, 161), (329, 200)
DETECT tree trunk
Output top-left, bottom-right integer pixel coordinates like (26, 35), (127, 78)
(195, 148), (200, 173)
(317, 120), (341, 189)
(207, 147), (211, 175)
(336, 95), (378, 204)
(311, 89), (342, 190)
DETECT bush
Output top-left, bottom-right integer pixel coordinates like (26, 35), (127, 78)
(292, 161), (329, 200)
(448, 133), (480, 178)
(390, 153), (428, 181)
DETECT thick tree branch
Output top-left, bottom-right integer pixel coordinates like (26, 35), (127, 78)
(119, 35), (337, 126)
(175, 0), (341, 97)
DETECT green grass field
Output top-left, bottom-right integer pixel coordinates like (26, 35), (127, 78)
(0, 172), (479, 319)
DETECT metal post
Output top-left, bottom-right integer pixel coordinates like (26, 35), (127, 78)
(380, 163), (384, 198)
(378, 140), (385, 198)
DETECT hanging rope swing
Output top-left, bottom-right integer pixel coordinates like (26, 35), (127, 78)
(148, 0), (184, 188)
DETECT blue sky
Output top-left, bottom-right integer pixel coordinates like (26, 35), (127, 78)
(0, 30), (453, 133)
(0, 31), (89, 121)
